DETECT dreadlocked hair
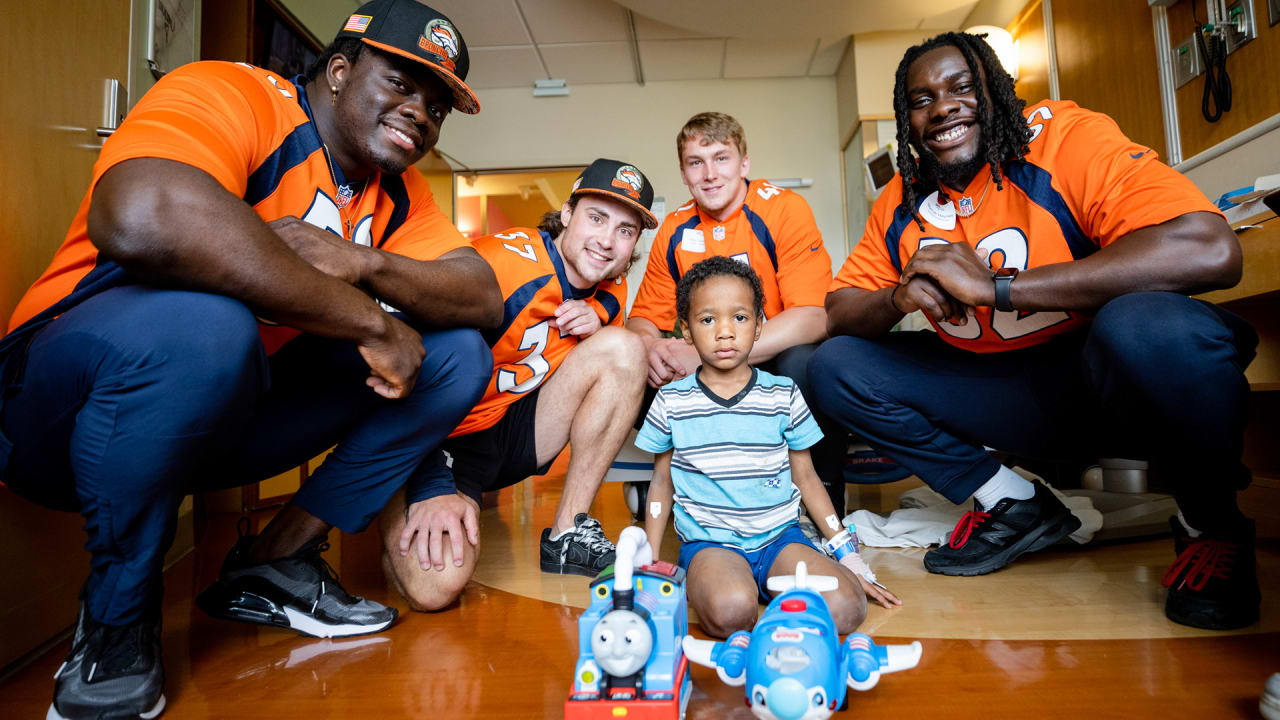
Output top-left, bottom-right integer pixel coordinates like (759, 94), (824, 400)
(892, 31), (1031, 230)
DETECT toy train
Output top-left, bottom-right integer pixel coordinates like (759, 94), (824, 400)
(565, 527), (693, 719)
(683, 561), (922, 720)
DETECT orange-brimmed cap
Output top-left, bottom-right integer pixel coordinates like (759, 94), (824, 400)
(335, 0), (479, 114)
(570, 159), (659, 229)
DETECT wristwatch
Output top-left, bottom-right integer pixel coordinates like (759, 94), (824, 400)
(993, 267), (1019, 312)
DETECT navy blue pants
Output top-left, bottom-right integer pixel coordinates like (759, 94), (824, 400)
(0, 286), (490, 625)
(807, 293), (1255, 534)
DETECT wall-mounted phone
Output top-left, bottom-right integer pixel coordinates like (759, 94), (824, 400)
(1172, 35), (1203, 88)
(1208, 0), (1258, 54)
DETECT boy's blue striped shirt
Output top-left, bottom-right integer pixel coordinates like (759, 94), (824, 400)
(636, 367), (822, 550)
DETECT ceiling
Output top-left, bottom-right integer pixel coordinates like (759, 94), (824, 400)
(278, 0), (988, 90)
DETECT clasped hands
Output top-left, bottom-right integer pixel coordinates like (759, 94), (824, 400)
(894, 243), (999, 326)
(267, 216), (422, 399)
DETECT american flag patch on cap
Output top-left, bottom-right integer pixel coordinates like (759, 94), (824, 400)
(343, 14), (372, 32)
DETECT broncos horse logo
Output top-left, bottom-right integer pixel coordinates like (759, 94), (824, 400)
(615, 166), (644, 193)
(425, 19), (460, 59)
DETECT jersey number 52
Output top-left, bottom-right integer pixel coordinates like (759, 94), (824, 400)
(919, 229), (1070, 341)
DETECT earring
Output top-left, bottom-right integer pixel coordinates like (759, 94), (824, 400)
(330, 85), (338, 105)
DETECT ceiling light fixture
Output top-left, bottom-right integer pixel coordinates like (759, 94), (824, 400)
(965, 25), (1019, 81)
(767, 177), (813, 188)
(533, 78), (569, 97)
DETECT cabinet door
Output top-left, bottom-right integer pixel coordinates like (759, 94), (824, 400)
(0, 0), (131, 670)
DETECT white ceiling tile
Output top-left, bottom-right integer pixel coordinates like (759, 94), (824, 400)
(466, 46), (546, 89)
(631, 12), (717, 40)
(808, 36), (850, 75)
(423, 0), (532, 47)
(723, 37), (813, 78)
(518, 0), (630, 44)
(540, 42), (636, 85)
(637, 39), (725, 81)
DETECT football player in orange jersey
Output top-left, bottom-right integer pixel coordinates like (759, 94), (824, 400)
(0, 2), (503, 717)
(811, 32), (1258, 631)
(378, 160), (655, 611)
(626, 112), (868, 518)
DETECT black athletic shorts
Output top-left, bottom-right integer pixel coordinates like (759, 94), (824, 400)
(442, 385), (552, 504)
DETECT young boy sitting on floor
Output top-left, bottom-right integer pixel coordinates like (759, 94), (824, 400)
(638, 256), (901, 638)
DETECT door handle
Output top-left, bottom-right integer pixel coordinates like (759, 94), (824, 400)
(97, 78), (127, 139)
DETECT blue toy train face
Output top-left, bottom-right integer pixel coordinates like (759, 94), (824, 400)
(590, 609), (653, 678)
(743, 591), (842, 720)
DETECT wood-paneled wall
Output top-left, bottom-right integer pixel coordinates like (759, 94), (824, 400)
(1167, 0), (1280, 158)
(0, 0), (131, 671)
(1051, 0), (1168, 158)
(200, 0), (252, 63)
(1008, 0), (1051, 106)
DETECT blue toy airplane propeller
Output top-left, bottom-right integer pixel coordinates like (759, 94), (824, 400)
(682, 561), (921, 720)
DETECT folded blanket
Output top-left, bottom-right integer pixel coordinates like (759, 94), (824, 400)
(845, 471), (1103, 548)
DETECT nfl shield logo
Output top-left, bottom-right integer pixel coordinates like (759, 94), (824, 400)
(336, 184), (355, 209)
(713, 225), (725, 242)
(957, 196), (974, 217)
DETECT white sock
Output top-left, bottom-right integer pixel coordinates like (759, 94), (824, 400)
(972, 465), (1035, 510)
(1176, 510), (1203, 538)
(550, 526), (571, 541)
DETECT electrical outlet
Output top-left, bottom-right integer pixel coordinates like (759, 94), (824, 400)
(1172, 35), (1202, 88)
(1223, 0), (1257, 53)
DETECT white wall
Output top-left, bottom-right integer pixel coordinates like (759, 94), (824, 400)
(834, 39), (860, 144)
(852, 31), (936, 117)
(1181, 126), (1280, 200)
(439, 76), (846, 272)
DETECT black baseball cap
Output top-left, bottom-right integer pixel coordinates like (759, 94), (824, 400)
(335, 0), (480, 114)
(570, 159), (658, 229)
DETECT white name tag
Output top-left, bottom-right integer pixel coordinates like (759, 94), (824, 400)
(919, 191), (957, 231)
(681, 228), (705, 253)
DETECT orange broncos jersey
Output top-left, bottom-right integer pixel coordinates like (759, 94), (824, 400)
(832, 100), (1221, 353)
(451, 228), (628, 437)
(6, 61), (466, 355)
(629, 178), (831, 331)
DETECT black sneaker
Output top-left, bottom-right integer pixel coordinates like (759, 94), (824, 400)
(1162, 516), (1259, 630)
(923, 481), (1081, 576)
(539, 513), (616, 577)
(48, 603), (165, 720)
(196, 533), (396, 638)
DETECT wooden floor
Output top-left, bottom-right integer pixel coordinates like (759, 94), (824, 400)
(1, 461), (1277, 718)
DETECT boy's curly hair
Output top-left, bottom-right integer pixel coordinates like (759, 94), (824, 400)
(675, 256), (765, 324)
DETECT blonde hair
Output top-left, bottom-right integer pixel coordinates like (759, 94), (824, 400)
(676, 112), (747, 163)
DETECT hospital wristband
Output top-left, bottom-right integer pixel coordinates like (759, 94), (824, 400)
(823, 529), (858, 561)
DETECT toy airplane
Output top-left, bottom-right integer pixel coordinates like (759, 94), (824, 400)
(683, 561), (921, 720)
(566, 526), (693, 719)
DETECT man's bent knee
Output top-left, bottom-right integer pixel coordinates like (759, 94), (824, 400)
(377, 490), (478, 612)
(380, 545), (474, 612)
(583, 326), (647, 375)
(1091, 293), (1218, 358)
